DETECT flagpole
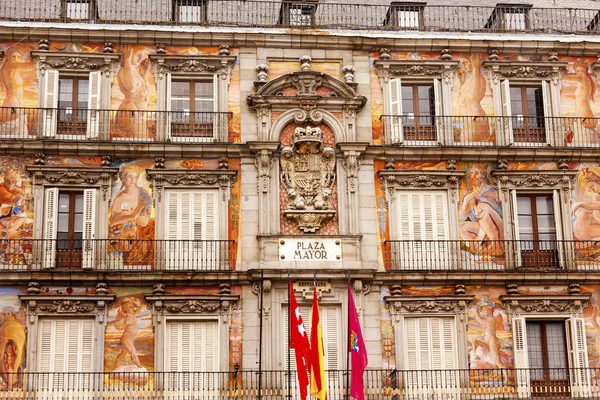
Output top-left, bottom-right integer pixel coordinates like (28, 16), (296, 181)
(287, 269), (291, 400)
(257, 270), (264, 400)
(346, 270), (351, 400)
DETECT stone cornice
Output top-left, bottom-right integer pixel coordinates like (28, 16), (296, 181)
(378, 169), (465, 189)
(482, 60), (568, 84)
(31, 51), (121, 75)
(384, 295), (474, 320)
(145, 294), (240, 321)
(491, 169), (577, 191)
(20, 294), (115, 317)
(373, 59), (459, 83)
(500, 294), (590, 315)
(149, 54), (236, 75)
(26, 166), (119, 200)
(146, 169), (237, 186)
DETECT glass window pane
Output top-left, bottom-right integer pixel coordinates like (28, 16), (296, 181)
(536, 215), (556, 231)
(58, 78), (74, 108)
(516, 196), (531, 214)
(171, 99), (190, 113)
(195, 100), (213, 113)
(545, 323), (568, 370)
(59, 194), (70, 210)
(74, 214), (83, 232)
(57, 214), (69, 232)
(535, 195), (553, 214)
(510, 87), (523, 116)
(75, 194), (84, 213)
(195, 80), (214, 98)
(171, 81), (190, 98)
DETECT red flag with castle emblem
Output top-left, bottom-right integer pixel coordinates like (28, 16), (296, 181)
(289, 280), (311, 400)
(349, 284), (368, 400)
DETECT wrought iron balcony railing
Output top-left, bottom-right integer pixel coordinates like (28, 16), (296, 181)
(384, 239), (600, 271)
(0, 368), (596, 399)
(0, 108), (232, 143)
(0, 239), (234, 271)
(380, 115), (600, 148)
(0, 1), (599, 36)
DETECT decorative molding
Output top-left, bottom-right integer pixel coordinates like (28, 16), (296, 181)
(147, 169), (237, 202)
(379, 169), (465, 192)
(255, 149), (274, 193)
(384, 295), (474, 321)
(145, 294), (240, 323)
(500, 295), (589, 317)
(20, 295), (115, 321)
(31, 51), (121, 76)
(482, 61), (568, 85)
(149, 54), (236, 79)
(280, 126), (336, 233)
(26, 166), (119, 201)
(373, 59), (459, 83)
(491, 169), (577, 192)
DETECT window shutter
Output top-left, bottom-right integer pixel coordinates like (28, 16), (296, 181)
(43, 188), (59, 269)
(541, 80), (554, 144)
(552, 190), (565, 268)
(433, 78), (443, 143)
(43, 69), (59, 137)
(86, 71), (101, 139)
(512, 317), (531, 398)
(212, 76), (220, 140)
(566, 318), (591, 397)
(388, 78), (404, 143)
(283, 304), (311, 371)
(322, 306), (342, 372)
(501, 79), (514, 144)
(510, 190), (522, 267)
(81, 189), (97, 269)
(165, 73), (172, 140)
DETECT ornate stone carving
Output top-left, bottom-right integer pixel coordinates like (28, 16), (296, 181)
(150, 54), (236, 79)
(27, 281), (40, 294)
(385, 295), (474, 321)
(374, 59), (459, 84)
(38, 39), (50, 51)
(379, 48), (391, 60)
(256, 64), (269, 82)
(548, 51), (559, 62)
(342, 150), (361, 193)
(488, 49), (500, 61)
(379, 170), (464, 189)
(101, 42), (114, 54)
(95, 282), (109, 295)
(280, 126), (336, 233)
(299, 55), (311, 71)
(147, 169), (237, 202)
(39, 301), (94, 313)
(501, 295), (589, 316)
(165, 300), (221, 313)
(292, 73), (323, 95)
(482, 61), (568, 85)
(219, 45), (230, 56)
(557, 158), (569, 170)
(492, 170), (576, 190)
(440, 49), (452, 61)
(34, 153), (45, 166)
(145, 294), (240, 322)
(20, 295), (115, 318)
(32, 51), (121, 76)
(255, 150), (274, 193)
(342, 65), (355, 83)
(27, 166), (118, 201)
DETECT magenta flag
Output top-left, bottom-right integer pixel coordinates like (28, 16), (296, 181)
(348, 284), (368, 400)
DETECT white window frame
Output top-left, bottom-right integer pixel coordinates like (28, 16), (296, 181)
(492, 169), (577, 269)
(374, 59), (458, 145)
(483, 60), (568, 146)
(32, 51), (120, 140)
(501, 295), (591, 398)
(150, 54), (235, 142)
(379, 169), (464, 269)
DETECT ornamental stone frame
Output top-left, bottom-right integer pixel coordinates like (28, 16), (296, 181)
(482, 60), (568, 146)
(145, 292), (239, 373)
(500, 295), (589, 325)
(373, 59), (459, 145)
(491, 169), (578, 268)
(384, 294), (473, 371)
(20, 293), (115, 373)
(246, 68), (367, 236)
(26, 165), (119, 244)
(149, 54), (236, 142)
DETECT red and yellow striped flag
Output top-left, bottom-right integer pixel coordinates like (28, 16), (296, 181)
(310, 286), (327, 400)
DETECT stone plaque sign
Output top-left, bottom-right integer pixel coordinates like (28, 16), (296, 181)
(279, 238), (342, 261)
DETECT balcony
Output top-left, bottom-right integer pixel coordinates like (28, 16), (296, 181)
(0, 239), (235, 271)
(384, 240), (600, 271)
(0, 1), (599, 36)
(380, 115), (600, 148)
(0, 108), (232, 143)
(0, 369), (595, 399)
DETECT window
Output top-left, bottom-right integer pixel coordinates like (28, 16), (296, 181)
(514, 193), (559, 269)
(485, 4), (531, 31)
(43, 188), (96, 269)
(393, 190), (450, 269)
(173, 0), (207, 23)
(42, 70), (101, 139)
(400, 84), (436, 141)
(509, 85), (546, 143)
(38, 318), (94, 388)
(169, 79), (215, 139)
(512, 317), (590, 397)
(62, 0), (96, 20)
(164, 190), (220, 270)
(283, 304), (342, 375)
(57, 77), (89, 136)
(404, 317), (457, 392)
(385, 2), (425, 28)
(165, 320), (218, 389)
(280, 2), (316, 26)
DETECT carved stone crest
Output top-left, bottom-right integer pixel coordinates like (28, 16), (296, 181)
(280, 126), (336, 233)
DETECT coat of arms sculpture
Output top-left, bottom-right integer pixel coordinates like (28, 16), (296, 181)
(280, 126), (336, 233)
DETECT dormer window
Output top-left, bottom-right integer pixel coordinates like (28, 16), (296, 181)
(280, 2), (317, 27)
(485, 3), (532, 31)
(62, 0), (96, 20)
(173, 0), (207, 23)
(385, 2), (425, 29)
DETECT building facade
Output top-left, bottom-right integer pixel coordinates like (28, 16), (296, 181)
(1, 0), (600, 398)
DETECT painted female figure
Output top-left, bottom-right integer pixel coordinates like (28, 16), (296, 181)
(114, 297), (143, 369)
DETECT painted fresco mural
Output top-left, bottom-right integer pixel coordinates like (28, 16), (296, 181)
(0, 43), (240, 142)
(0, 287), (26, 389)
(370, 51), (600, 146)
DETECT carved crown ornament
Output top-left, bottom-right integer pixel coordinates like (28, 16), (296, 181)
(149, 54), (236, 79)
(373, 59), (460, 84)
(490, 169), (577, 193)
(379, 169), (465, 192)
(280, 126), (336, 233)
(26, 166), (119, 201)
(500, 295), (590, 318)
(145, 294), (240, 323)
(384, 295), (474, 322)
(146, 169), (237, 202)
(31, 51), (121, 76)
(482, 60), (568, 85)
(247, 70), (367, 110)
(20, 295), (115, 323)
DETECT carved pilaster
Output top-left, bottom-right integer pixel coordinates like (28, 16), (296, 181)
(255, 150), (274, 193)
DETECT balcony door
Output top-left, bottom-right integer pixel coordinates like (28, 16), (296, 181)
(57, 76), (89, 136)
(526, 321), (569, 396)
(514, 193), (559, 268)
(168, 78), (216, 141)
(401, 83), (436, 141)
(56, 191), (84, 268)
